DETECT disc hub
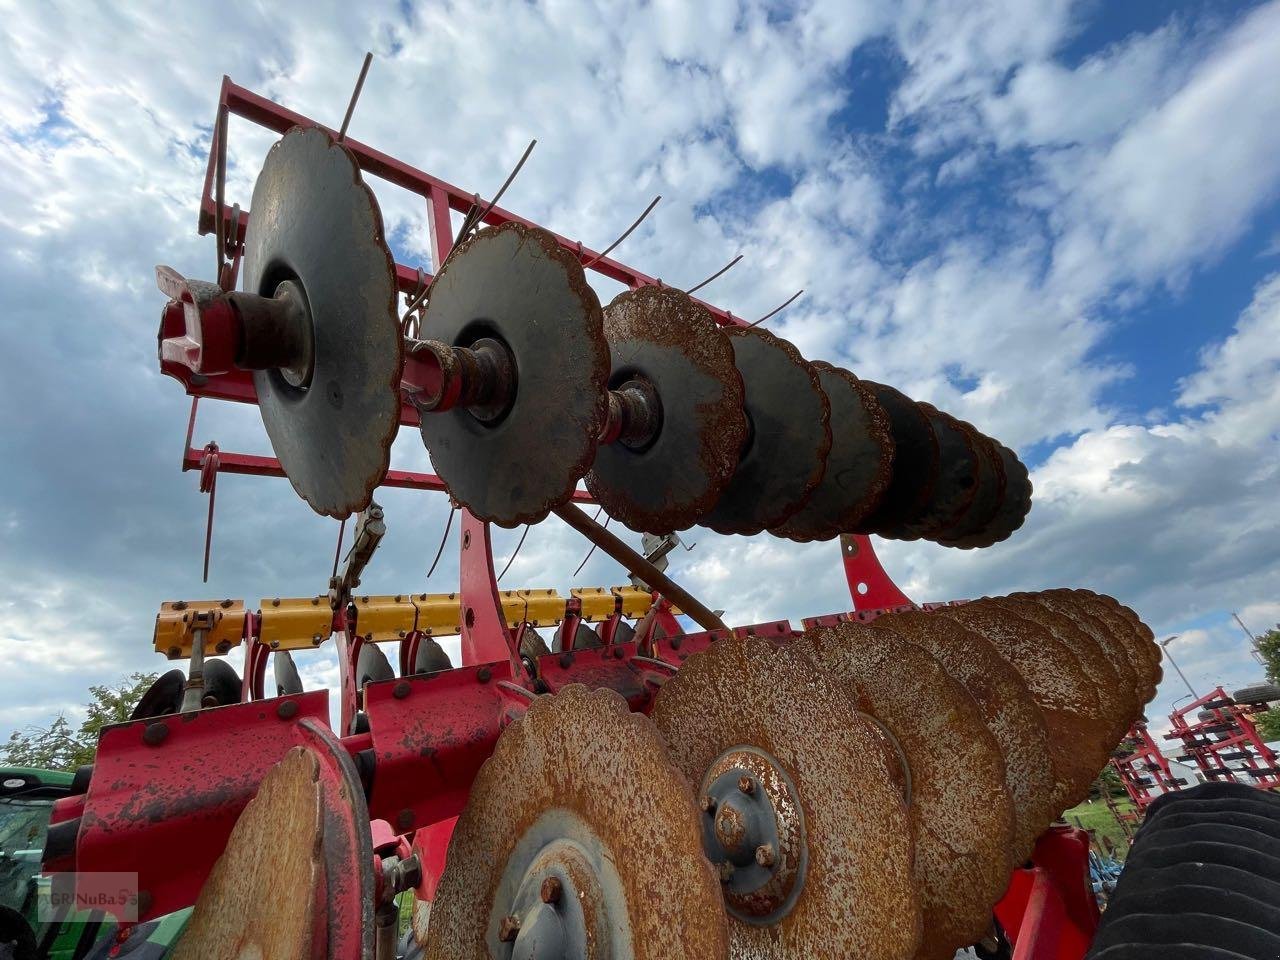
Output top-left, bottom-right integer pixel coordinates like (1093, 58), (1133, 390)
(699, 746), (807, 925)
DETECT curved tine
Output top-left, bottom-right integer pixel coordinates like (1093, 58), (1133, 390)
(460, 139), (538, 243)
(338, 52), (374, 143)
(214, 102), (229, 283)
(331, 517), (347, 580)
(571, 508), (609, 578)
(684, 254), (742, 296)
(747, 289), (804, 328)
(495, 524), (531, 583)
(401, 267), (427, 337)
(426, 507), (456, 580)
(582, 195), (661, 269)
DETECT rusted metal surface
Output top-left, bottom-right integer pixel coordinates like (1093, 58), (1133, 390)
(936, 421), (1005, 547)
(243, 126), (403, 519)
(978, 444), (1033, 546)
(418, 222), (608, 527)
(425, 685), (728, 960)
(773, 363), (894, 542)
(869, 609), (1059, 862)
(653, 636), (920, 960)
(857, 381), (940, 537)
(900, 403), (980, 539)
(700, 327), (831, 536)
(797, 622), (1015, 959)
(73, 691), (332, 921)
(586, 286), (747, 533)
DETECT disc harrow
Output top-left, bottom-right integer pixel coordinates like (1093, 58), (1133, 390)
(36, 69), (1186, 960)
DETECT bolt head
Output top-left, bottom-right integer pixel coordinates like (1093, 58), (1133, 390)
(699, 795), (716, 814)
(717, 861), (735, 884)
(737, 775), (754, 796)
(498, 915), (521, 942)
(755, 844), (776, 868)
(540, 876), (562, 904)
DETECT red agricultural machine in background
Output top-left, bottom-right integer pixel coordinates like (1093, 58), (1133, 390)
(35, 58), (1277, 960)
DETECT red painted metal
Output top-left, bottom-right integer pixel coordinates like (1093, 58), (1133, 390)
(1111, 721), (1186, 811)
(995, 826), (1098, 960)
(1165, 686), (1280, 789)
(841, 534), (912, 610)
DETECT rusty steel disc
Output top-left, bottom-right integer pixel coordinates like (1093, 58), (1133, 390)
(1009, 592), (1142, 739)
(585, 286), (746, 533)
(1086, 592), (1162, 679)
(174, 747), (322, 960)
(978, 445), (1033, 545)
(772, 363), (893, 542)
(244, 126), (403, 519)
(897, 404), (980, 540)
(998, 595), (1133, 745)
(1030, 592), (1145, 722)
(935, 600), (1108, 808)
(870, 609), (1060, 862)
(419, 222), (609, 527)
(426, 685), (729, 960)
(1047, 590), (1160, 704)
(699, 328), (831, 536)
(796, 622), (1015, 959)
(857, 382), (940, 537)
(651, 636), (921, 960)
(937, 426), (1006, 548)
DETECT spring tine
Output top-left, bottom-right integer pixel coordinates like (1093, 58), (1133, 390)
(331, 517), (347, 580)
(684, 254), (742, 295)
(496, 525), (530, 583)
(468, 139), (537, 238)
(582, 195), (661, 269)
(338, 52), (373, 143)
(213, 102), (229, 286)
(202, 471), (216, 583)
(572, 509), (609, 578)
(426, 507), (456, 580)
(748, 289), (804, 328)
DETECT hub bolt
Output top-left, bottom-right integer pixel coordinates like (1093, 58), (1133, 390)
(737, 775), (754, 795)
(699, 795), (716, 813)
(540, 876), (562, 905)
(718, 861), (735, 884)
(755, 844), (776, 868)
(498, 915), (521, 942)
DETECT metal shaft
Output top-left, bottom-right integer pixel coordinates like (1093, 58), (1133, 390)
(552, 502), (726, 632)
(181, 626), (208, 713)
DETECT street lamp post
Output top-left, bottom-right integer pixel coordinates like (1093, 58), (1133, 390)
(1159, 634), (1199, 701)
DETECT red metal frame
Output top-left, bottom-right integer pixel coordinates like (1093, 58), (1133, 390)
(1165, 686), (1280, 790)
(1111, 721), (1186, 811)
(51, 77), (1095, 960)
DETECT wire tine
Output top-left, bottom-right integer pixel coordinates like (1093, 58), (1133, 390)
(426, 507), (456, 580)
(572, 509), (608, 577)
(214, 102), (229, 283)
(331, 517), (347, 580)
(338, 52), (374, 143)
(582, 195), (661, 269)
(470, 139), (537, 237)
(496, 525), (530, 583)
(748, 289), (804, 328)
(684, 254), (743, 295)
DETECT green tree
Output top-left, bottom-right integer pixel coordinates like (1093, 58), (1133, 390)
(1258, 626), (1280, 686)
(2, 673), (157, 771)
(1256, 708), (1280, 742)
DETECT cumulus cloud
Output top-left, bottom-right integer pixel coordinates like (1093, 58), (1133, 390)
(1, 0), (1279, 745)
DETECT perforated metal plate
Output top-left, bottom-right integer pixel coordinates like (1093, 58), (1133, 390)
(244, 126), (403, 519)
(585, 286), (746, 533)
(419, 222), (609, 526)
(700, 329), (831, 536)
(773, 364), (893, 543)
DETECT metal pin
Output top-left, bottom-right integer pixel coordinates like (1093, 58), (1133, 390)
(213, 102), (229, 285)
(338, 52), (373, 143)
(572, 508), (608, 577)
(748, 289), (804, 328)
(426, 507), (456, 580)
(496, 525), (530, 583)
(331, 517), (347, 581)
(581, 195), (661, 269)
(685, 254), (742, 295)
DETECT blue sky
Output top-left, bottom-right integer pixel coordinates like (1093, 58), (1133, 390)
(1, 0), (1278, 742)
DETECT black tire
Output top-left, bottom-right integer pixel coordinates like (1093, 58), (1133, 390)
(1091, 913), (1280, 957)
(1130, 823), (1280, 863)
(1234, 682), (1280, 704)
(1124, 840), (1280, 881)
(1145, 810), (1280, 843)
(1111, 863), (1280, 911)
(1146, 796), (1280, 828)
(1091, 945), (1251, 959)
(1146, 781), (1280, 818)
(0, 906), (36, 960)
(1100, 885), (1280, 937)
